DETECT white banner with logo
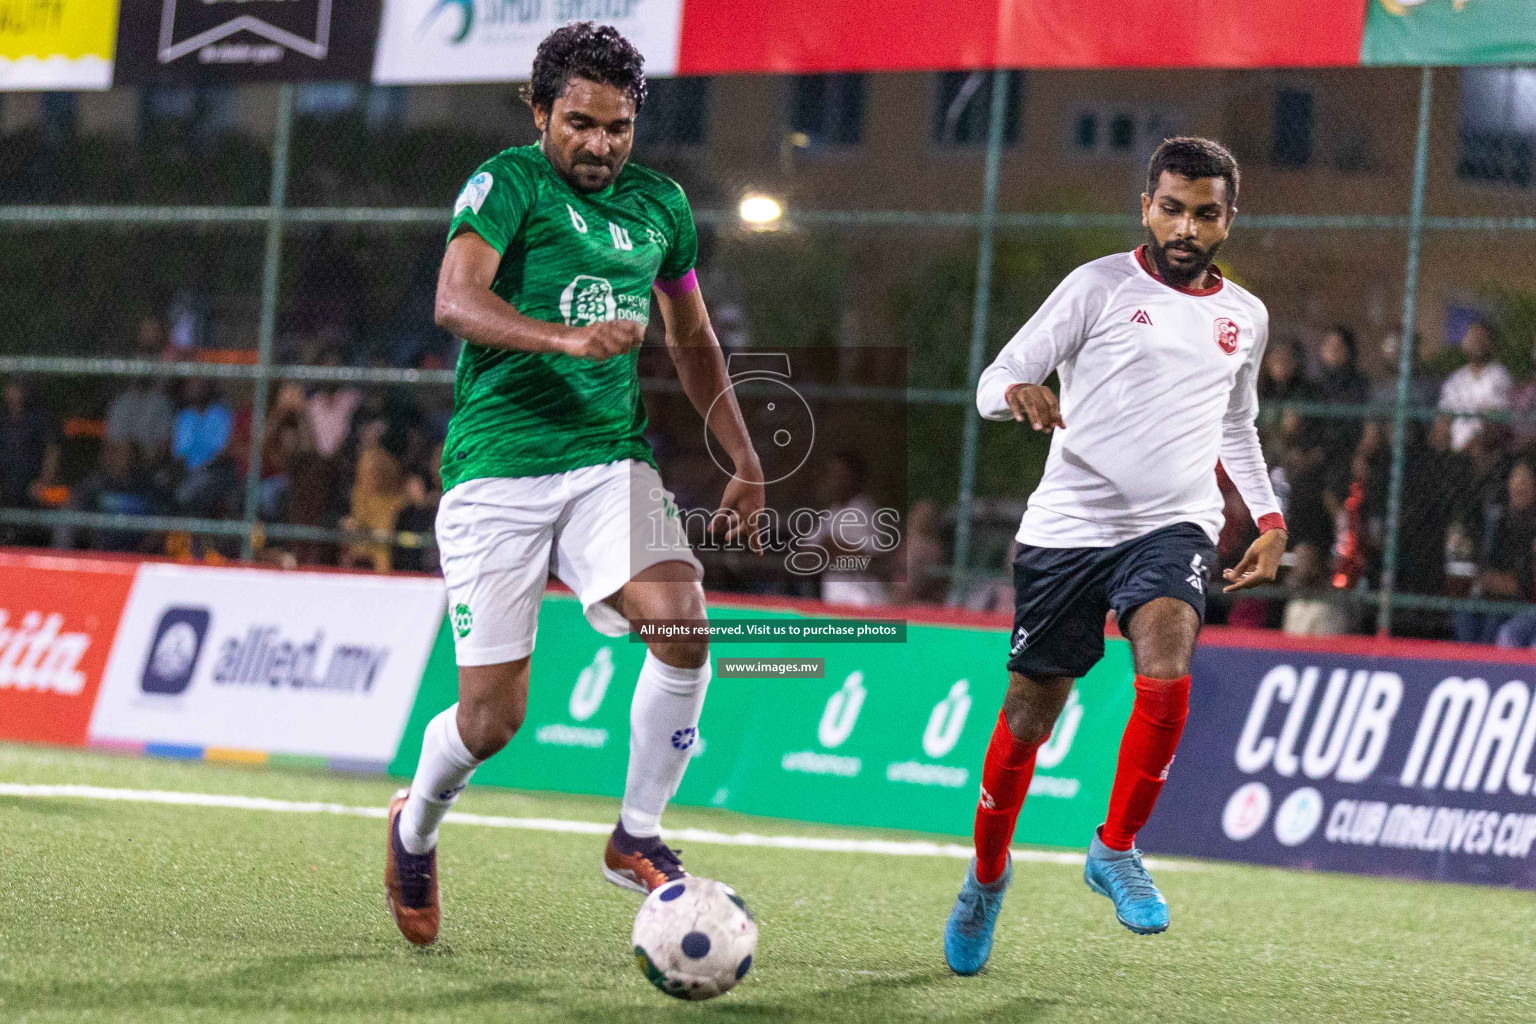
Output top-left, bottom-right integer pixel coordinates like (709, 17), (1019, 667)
(372, 0), (682, 85)
(89, 564), (446, 762)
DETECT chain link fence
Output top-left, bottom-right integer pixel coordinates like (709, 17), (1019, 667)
(6, 68), (1536, 640)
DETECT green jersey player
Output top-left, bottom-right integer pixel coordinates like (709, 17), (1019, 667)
(385, 23), (764, 947)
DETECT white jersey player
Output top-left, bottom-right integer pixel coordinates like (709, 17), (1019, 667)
(944, 138), (1288, 973)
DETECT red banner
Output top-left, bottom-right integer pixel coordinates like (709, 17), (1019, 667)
(677, 1), (1367, 74)
(0, 552), (136, 746)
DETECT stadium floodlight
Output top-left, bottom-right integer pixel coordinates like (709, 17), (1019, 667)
(738, 194), (783, 227)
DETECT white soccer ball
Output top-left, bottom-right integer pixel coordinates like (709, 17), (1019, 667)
(632, 876), (758, 1001)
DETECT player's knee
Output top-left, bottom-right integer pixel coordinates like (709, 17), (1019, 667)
(1135, 652), (1192, 680)
(653, 640), (709, 671)
(456, 696), (526, 760)
(1001, 682), (1062, 747)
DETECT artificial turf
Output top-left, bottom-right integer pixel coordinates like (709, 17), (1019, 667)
(2, 741), (1533, 1023)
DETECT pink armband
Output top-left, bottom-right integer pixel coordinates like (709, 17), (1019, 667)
(654, 268), (698, 297)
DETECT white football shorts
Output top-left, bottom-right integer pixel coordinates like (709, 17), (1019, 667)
(435, 459), (702, 666)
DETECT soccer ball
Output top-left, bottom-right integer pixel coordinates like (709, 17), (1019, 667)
(632, 877), (758, 1000)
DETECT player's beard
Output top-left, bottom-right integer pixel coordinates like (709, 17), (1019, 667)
(1145, 230), (1222, 288)
(544, 135), (626, 194)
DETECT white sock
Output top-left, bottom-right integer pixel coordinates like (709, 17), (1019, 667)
(621, 652), (711, 838)
(400, 705), (482, 855)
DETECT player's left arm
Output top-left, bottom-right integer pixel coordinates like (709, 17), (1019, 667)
(1221, 309), (1289, 593)
(653, 279), (766, 554)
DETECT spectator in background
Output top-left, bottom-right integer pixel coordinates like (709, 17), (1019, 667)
(1371, 327), (1442, 412)
(890, 498), (947, 605)
(1311, 325), (1369, 507)
(258, 383), (315, 521)
(1440, 318), (1512, 451)
(1457, 458), (1536, 645)
(1509, 327), (1536, 452)
(341, 422), (408, 572)
(306, 349), (360, 462)
(171, 377), (235, 517)
(0, 376), (59, 511)
(70, 439), (167, 552)
(105, 319), (175, 463)
(393, 444), (444, 574)
(808, 450), (891, 607)
(1282, 541), (1351, 636)
(1257, 337), (1310, 462)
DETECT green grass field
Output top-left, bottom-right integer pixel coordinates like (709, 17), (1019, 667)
(3, 742), (1535, 1024)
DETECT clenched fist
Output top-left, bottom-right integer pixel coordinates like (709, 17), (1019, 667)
(563, 319), (645, 361)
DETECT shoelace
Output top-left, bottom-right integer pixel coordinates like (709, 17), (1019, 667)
(393, 828), (434, 907)
(1101, 852), (1160, 904)
(643, 842), (685, 879)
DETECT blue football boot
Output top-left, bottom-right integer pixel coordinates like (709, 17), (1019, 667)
(1083, 829), (1169, 935)
(943, 856), (1012, 975)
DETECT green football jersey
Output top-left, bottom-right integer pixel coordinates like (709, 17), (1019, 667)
(439, 143), (698, 489)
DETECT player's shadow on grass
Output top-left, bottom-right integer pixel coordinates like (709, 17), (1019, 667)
(0, 953), (547, 1015)
(706, 969), (1058, 1023)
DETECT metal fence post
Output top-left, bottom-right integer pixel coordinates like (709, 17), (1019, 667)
(948, 70), (1009, 605)
(1377, 66), (1434, 636)
(241, 84), (295, 560)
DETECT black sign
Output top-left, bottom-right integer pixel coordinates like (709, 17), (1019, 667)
(1141, 640), (1536, 889)
(114, 0), (383, 84)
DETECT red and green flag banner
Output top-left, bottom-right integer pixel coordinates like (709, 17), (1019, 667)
(1361, 0), (1536, 66)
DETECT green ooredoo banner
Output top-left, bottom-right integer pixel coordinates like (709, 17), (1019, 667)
(1361, 0), (1536, 65)
(390, 595), (1135, 846)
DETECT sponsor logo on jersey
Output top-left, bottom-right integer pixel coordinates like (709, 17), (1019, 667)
(1214, 317), (1240, 354)
(454, 172), (492, 217)
(1130, 309), (1153, 325)
(559, 274), (617, 326)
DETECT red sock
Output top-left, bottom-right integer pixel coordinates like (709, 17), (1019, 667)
(973, 709), (1042, 884)
(1100, 674), (1191, 852)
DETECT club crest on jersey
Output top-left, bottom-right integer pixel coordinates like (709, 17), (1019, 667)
(1130, 309), (1153, 326)
(1214, 317), (1240, 355)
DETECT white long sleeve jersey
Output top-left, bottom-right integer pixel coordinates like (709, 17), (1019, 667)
(977, 248), (1282, 549)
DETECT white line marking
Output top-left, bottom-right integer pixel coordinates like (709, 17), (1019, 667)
(0, 783), (1199, 871)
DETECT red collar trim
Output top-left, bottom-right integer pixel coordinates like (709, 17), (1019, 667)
(1135, 245), (1224, 296)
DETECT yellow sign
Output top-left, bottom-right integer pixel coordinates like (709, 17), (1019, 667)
(0, 0), (119, 89)
(1379, 0), (1475, 15)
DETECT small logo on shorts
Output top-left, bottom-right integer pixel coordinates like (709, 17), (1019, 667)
(1010, 626), (1030, 655)
(1186, 553), (1208, 595)
(453, 603), (473, 638)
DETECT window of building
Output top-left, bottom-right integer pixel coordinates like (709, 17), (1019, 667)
(1459, 67), (1536, 187)
(933, 71), (1021, 147)
(635, 77), (709, 148)
(1070, 106), (1176, 160)
(1272, 88), (1314, 169)
(790, 74), (865, 147)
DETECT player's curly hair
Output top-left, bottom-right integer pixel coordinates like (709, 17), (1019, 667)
(523, 22), (647, 114)
(1146, 137), (1239, 208)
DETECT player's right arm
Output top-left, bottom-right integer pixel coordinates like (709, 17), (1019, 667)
(434, 230), (641, 360)
(976, 265), (1106, 429)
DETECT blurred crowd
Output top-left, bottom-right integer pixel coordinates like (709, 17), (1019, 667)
(11, 310), (1536, 646)
(0, 314), (449, 573)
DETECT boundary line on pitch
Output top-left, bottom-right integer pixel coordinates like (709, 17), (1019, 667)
(0, 783), (1201, 871)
